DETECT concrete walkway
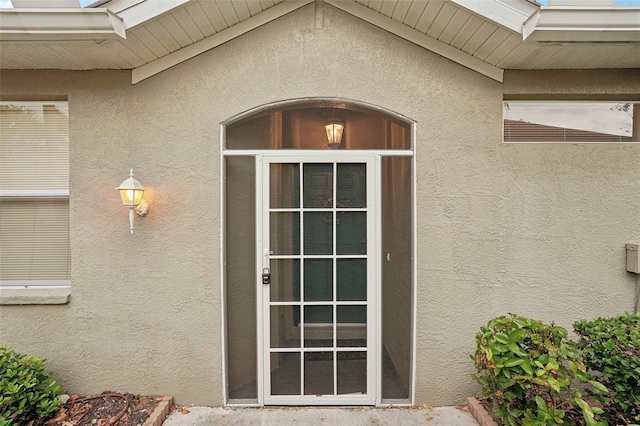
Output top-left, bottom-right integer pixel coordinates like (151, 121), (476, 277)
(162, 406), (479, 425)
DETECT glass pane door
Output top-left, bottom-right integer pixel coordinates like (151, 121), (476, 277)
(261, 155), (377, 405)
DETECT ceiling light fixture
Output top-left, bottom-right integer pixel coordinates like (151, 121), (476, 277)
(325, 116), (344, 149)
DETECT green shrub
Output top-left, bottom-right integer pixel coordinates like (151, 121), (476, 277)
(574, 312), (640, 424)
(0, 344), (63, 425)
(472, 314), (607, 426)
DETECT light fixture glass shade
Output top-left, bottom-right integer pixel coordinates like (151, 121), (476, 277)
(325, 117), (344, 149)
(116, 170), (145, 208)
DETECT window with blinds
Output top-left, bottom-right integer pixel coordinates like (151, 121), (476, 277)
(503, 101), (640, 143)
(0, 102), (70, 287)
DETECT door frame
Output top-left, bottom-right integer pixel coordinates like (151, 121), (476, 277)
(220, 97), (418, 408)
(256, 152), (382, 406)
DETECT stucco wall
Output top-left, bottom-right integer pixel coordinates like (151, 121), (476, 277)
(1, 3), (639, 406)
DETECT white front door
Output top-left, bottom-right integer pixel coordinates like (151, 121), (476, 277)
(258, 153), (379, 405)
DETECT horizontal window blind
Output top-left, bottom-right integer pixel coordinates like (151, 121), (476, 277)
(0, 102), (70, 284)
(503, 101), (639, 143)
(0, 199), (70, 281)
(1, 103), (69, 190)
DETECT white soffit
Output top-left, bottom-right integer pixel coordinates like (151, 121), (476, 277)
(452, 0), (640, 43)
(449, 0), (539, 34)
(0, 8), (126, 41)
(0, 0), (190, 42)
(523, 7), (640, 42)
(326, 0), (504, 82)
(106, 0), (191, 30)
(131, 0), (314, 84)
(1, 0), (638, 78)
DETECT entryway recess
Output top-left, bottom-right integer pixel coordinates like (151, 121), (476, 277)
(222, 99), (415, 407)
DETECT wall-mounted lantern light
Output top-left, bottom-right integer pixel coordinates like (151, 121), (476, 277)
(325, 117), (344, 149)
(116, 169), (149, 235)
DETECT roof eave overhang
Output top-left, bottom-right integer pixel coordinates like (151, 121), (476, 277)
(0, 8), (125, 42)
(131, 0), (314, 84)
(449, 0), (539, 34)
(523, 7), (640, 42)
(105, 0), (191, 30)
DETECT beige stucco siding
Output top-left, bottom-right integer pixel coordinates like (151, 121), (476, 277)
(0, 66), (223, 404)
(1, 4), (639, 406)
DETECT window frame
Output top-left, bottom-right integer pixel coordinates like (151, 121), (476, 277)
(502, 100), (640, 144)
(0, 101), (71, 304)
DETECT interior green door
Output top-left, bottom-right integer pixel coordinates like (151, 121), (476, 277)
(261, 154), (377, 405)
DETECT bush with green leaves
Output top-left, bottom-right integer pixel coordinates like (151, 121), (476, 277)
(0, 344), (63, 425)
(472, 314), (607, 426)
(574, 312), (640, 424)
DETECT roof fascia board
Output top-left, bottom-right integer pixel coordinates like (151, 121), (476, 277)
(449, 0), (539, 34)
(105, 0), (144, 14)
(0, 8), (125, 41)
(108, 0), (190, 29)
(84, 0), (112, 7)
(131, 0), (314, 84)
(523, 7), (640, 42)
(325, 0), (504, 82)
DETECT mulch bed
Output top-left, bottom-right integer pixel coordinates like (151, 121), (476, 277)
(31, 392), (161, 426)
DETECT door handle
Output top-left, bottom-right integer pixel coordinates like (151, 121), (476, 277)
(262, 248), (271, 284)
(262, 268), (271, 285)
